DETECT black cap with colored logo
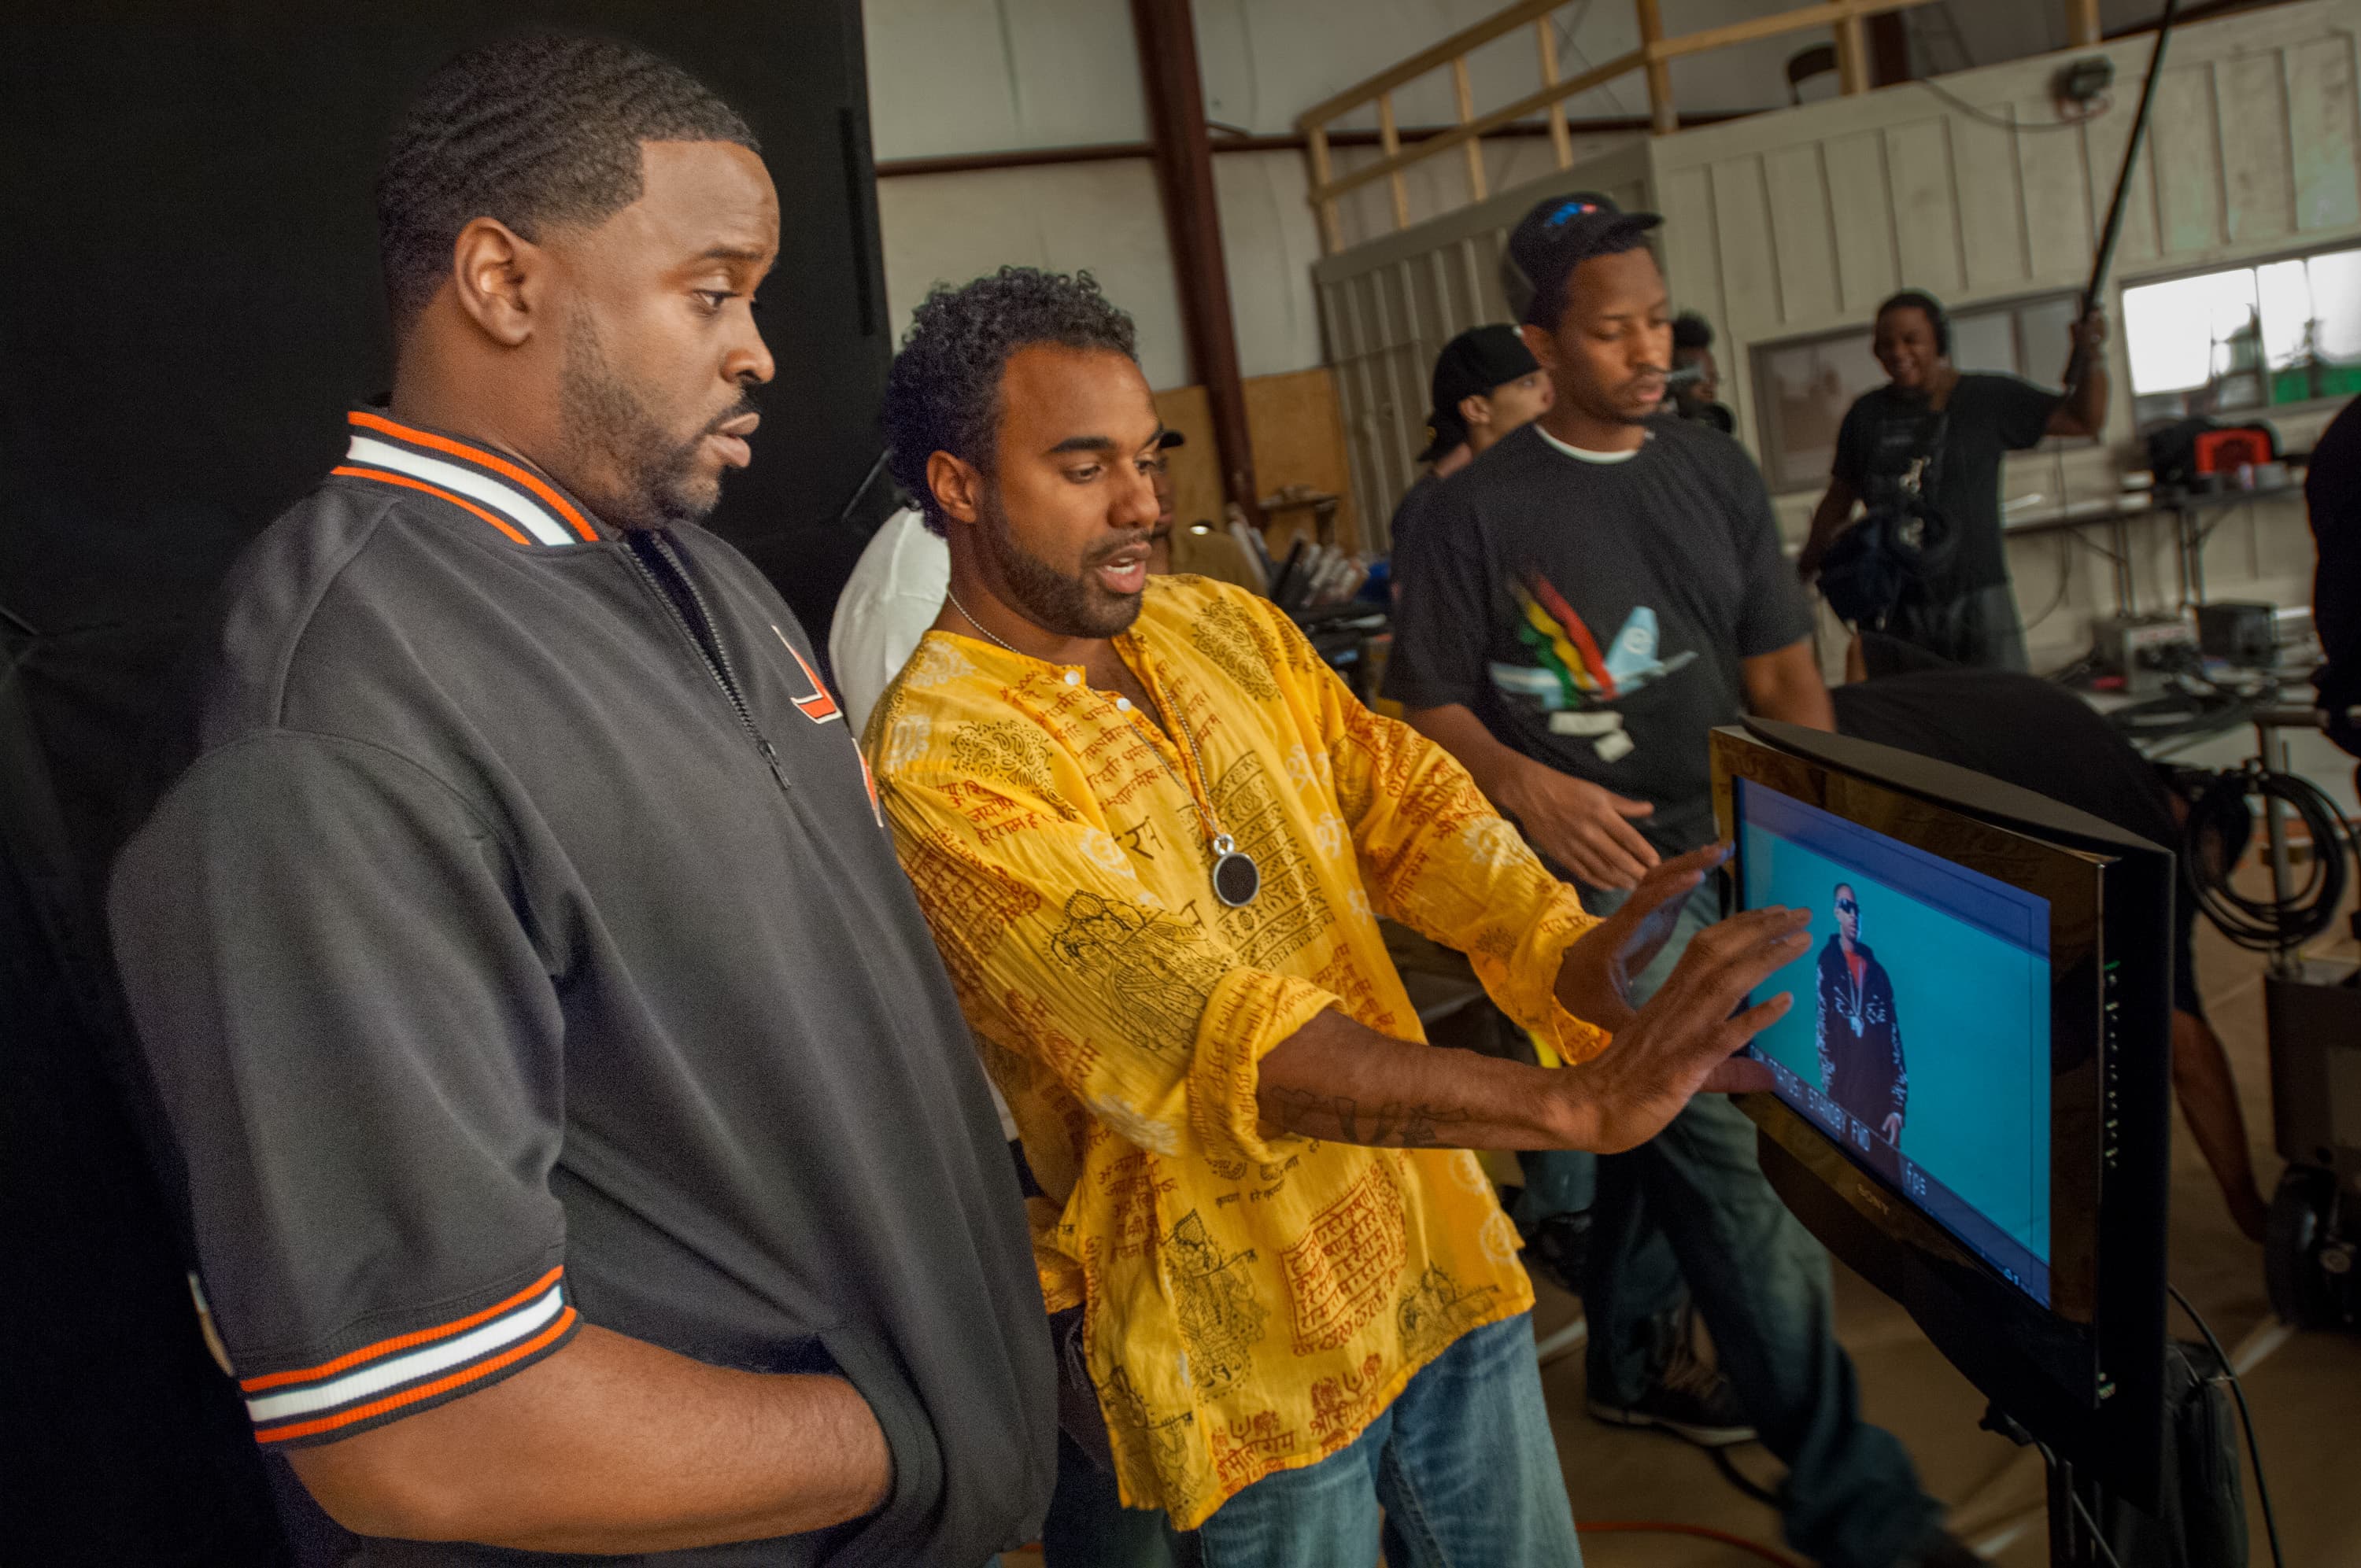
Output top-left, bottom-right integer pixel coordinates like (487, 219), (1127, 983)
(1501, 190), (1662, 329)
(1418, 324), (1542, 461)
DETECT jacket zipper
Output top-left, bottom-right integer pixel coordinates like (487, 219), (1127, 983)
(624, 530), (790, 793)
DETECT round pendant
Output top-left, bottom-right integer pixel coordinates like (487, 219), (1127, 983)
(1211, 847), (1261, 907)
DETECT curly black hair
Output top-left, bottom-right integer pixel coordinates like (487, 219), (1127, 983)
(883, 267), (1139, 537)
(376, 35), (756, 327)
(1672, 311), (1715, 352)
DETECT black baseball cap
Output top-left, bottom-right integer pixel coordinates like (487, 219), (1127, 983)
(1501, 190), (1662, 329)
(1419, 324), (1542, 461)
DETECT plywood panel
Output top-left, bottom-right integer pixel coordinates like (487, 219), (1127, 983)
(1823, 130), (1898, 314)
(1711, 157), (1783, 338)
(1151, 384), (1224, 533)
(2018, 95), (2093, 282)
(1656, 164), (1727, 339)
(1950, 99), (2030, 292)
(2288, 33), (2361, 232)
(1244, 366), (1361, 553)
(1764, 144), (1841, 325)
(2222, 50), (2297, 244)
(2152, 63), (2226, 256)
(1886, 118), (1965, 296)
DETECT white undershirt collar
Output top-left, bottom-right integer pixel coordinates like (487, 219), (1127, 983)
(1535, 425), (1647, 465)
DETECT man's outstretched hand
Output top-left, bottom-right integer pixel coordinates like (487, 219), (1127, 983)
(1554, 843), (1733, 1032)
(1550, 876), (1809, 1153)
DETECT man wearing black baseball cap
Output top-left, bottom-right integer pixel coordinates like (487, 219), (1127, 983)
(1389, 191), (1971, 1568)
(1388, 325), (1554, 559)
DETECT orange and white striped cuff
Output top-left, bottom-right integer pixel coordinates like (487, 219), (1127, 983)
(238, 1266), (578, 1445)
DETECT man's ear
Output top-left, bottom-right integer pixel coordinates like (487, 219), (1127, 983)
(1458, 391), (1491, 432)
(449, 216), (542, 349)
(926, 451), (986, 527)
(1518, 322), (1558, 373)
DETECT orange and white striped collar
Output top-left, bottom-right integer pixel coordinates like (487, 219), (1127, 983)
(333, 409), (604, 546)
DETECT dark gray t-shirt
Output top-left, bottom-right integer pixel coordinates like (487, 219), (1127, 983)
(1832, 373), (2060, 596)
(1387, 469), (1447, 559)
(108, 415), (1055, 1566)
(1385, 418), (1814, 858)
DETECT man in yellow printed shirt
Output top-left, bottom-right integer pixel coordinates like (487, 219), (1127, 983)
(866, 267), (1809, 1564)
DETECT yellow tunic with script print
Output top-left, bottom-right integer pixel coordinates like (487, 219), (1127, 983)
(866, 575), (1609, 1528)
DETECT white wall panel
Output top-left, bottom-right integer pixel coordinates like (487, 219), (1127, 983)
(2152, 65), (2226, 254)
(877, 160), (1190, 389)
(2222, 50), (2299, 245)
(2289, 32), (2361, 231)
(1823, 130), (1901, 315)
(1885, 116), (1965, 297)
(1951, 101), (2030, 293)
(1765, 144), (1841, 326)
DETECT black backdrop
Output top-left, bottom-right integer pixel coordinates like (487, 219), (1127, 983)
(0, 8), (892, 1559)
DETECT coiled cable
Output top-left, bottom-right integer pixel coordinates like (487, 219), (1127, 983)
(2179, 762), (2353, 953)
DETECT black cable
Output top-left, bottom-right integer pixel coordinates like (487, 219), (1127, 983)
(2022, 532), (2078, 634)
(2168, 1282), (2288, 1568)
(1915, 76), (2108, 132)
(1707, 1443), (1782, 1508)
(834, 448), (892, 529)
(2182, 762), (2353, 952)
(2029, 1443), (2130, 1568)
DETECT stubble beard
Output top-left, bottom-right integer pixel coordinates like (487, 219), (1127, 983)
(557, 307), (733, 530)
(977, 485), (1144, 641)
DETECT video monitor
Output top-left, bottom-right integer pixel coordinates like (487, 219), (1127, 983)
(1712, 721), (2174, 1509)
(1733, 779), (2054, 1304)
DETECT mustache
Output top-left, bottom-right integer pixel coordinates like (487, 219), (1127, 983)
(701, 393), (762, 437)
(1083, 530), (1153, 566)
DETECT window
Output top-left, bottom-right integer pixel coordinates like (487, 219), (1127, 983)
(2122, 246), (2361, 423)
(1752, 292), (2085, 494)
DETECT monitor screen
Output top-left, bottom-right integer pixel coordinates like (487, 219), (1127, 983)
(1733, 777), (2054, 1305)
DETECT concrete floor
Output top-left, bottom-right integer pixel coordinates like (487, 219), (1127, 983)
(1012, 794), (2360, 1567)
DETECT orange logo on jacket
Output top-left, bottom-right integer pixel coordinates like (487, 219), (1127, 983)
(770, 625), (842, 724)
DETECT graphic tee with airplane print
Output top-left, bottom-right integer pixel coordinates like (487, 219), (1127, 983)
(1385, 418), (1814, 859)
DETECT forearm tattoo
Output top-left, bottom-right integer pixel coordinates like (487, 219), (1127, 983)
(1262, 1088), (1472, 1148)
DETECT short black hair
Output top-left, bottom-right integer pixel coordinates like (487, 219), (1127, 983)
(1672, 311), (1715, 352)
(1875, 289), (1953, 356)
(376, 35), (757, 326)
(883, 267), (1139, 537)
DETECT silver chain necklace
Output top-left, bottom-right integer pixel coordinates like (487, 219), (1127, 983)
(944, 588), (1260, 907)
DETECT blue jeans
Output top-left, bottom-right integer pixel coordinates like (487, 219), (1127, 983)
(1189, 1313), (1580, 1568)
(1521, 884), (1943, 1568)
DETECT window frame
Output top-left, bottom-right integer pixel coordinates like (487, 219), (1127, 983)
(2116, 240), (2361, 424)
(1748, 286), (2091, 497)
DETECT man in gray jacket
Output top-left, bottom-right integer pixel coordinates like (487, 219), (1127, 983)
(106, 35), (1052, 1565)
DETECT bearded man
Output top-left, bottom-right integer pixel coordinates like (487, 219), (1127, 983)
(863, 266), (1810, 1563)
(105, 36), (1053, 1565)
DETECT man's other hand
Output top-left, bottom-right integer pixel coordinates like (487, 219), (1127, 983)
(1881, 1112), (1904, 1143)
(1499, 755), (1660, 889)
(1551, 905), (1809, 1153)
(1554, 844), (1731, 1031)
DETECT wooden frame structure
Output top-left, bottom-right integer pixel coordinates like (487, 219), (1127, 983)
(1295, 0), (1946, 253)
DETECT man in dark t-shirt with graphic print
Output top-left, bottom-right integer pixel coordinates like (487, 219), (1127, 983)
(1801, 290), (2108, 670)
(1391, 193), (1970, 1568)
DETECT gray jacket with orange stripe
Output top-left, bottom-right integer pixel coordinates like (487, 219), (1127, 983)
(109, 412), (1055, 1566)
